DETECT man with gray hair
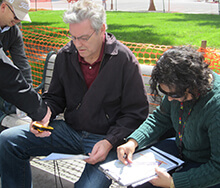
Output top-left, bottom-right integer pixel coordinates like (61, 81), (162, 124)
(0, 0), (149, 187)
(0, 0), (32, 120)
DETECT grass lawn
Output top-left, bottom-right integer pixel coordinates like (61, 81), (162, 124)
(23, 10), (220, 48)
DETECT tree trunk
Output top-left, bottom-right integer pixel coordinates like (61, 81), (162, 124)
(148, 0), (156, 11)
(111, 0), (113, 10)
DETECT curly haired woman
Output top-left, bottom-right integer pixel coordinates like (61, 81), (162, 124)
(117, 46), (220, 188)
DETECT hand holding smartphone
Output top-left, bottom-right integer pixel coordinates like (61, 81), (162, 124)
(32, 122), (54, 133)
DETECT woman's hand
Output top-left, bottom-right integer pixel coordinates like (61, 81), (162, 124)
(149, 167), (174, 188)
(117, 138), (138, 165)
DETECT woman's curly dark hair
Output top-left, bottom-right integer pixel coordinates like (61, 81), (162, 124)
(150, 46), (213, 101)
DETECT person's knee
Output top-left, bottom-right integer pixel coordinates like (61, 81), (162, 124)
(0, 126), (28, 149)
(0, 128), (17, 148)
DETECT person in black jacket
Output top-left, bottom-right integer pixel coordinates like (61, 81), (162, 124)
(0, 0), (32, 119)
(0, 43), (51, 124)
(0, 1), (149, 188)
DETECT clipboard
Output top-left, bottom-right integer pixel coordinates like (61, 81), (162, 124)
(99, 146), (184, 187)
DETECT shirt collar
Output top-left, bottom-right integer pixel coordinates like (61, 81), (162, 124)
(0, 26), (10, 33)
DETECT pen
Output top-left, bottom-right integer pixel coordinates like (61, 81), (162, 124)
(123, 153), (127, 159)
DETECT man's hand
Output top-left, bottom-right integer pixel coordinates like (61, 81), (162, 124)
(84, 139), (113, 165)
(38, 106), (52, 126)
(30, 107), (52, 137)
(149, 167), (174, 188)
(117, 138), (138, 165)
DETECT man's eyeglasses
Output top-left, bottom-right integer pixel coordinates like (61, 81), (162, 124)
(6, 4), (19, 20)
(66, 31), (96, 42)
(158, 85), (185, 98)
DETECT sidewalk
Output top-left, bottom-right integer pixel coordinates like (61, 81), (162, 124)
(30, 0), (220, 15)
(0, 156), (124, 188)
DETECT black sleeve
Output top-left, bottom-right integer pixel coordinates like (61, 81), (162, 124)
(0, 47), (47, 121)
(8, 25), (33, 84)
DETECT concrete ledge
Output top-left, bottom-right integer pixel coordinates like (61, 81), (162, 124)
(31, 165), (74, 188)
(30, 157), (125, 188)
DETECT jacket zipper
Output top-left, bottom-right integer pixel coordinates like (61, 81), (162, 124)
(76, 103), (81, 110)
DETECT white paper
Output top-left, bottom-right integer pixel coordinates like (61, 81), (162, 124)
(100, 150), (158, 186)
(131, 147), (184, 187)
(99, 146), (184, 187)
(41, 153), (89, 161)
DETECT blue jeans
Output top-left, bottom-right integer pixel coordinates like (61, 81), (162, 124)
(0, 120), (117, 188)
(129, 138), (220, 188)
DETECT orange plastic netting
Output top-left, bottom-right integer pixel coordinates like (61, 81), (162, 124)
(20, 25), (220, 90)
(199, 47), (220, 74)
(119, 41), (172, 65)
(21, 26), (69, 89)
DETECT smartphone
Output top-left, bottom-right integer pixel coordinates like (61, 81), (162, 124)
(32, 122), (54, 132)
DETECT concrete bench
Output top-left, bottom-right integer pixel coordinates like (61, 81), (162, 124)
(0, 51), (159, 188)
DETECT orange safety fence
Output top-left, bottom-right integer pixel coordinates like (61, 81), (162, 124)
(20, 25), (220, 92)
(21, 26), (69, 90)
(119, 41), (171, 65)
(198, 47), (220, 74)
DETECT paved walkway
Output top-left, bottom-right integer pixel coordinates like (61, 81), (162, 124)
(0, 156), (125, 188)
(31, 0), (220, 14)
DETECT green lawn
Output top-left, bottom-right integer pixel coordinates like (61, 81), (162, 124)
(23, 10), (220, 48)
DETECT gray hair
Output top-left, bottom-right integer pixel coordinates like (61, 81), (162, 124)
(63, 0), (107, 32)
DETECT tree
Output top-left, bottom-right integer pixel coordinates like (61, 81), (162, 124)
(111, 0), (113, 10)
(148, 0), (156, 11)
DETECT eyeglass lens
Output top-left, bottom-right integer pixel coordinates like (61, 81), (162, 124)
(67, 31), (95, 42)
(158, 85), (184, 98)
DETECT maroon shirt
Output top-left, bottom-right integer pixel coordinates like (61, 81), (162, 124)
(78, 42), (105, 88)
